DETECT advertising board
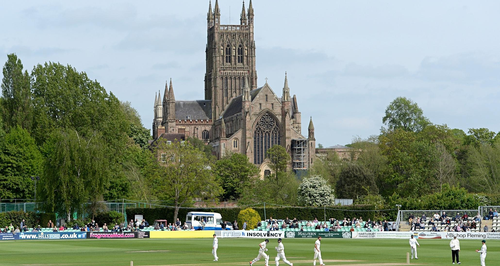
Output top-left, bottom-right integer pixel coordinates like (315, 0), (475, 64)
(0, 233), (18, 240)
(88, 232), (136, 239)
(352, 231), (412, 239)
(244, 231), (284, 239)
(150, 230), (215, 239)
(17, 232), (86, 240)
(285, 231), (349, 239)
(218, 230), (246, 238)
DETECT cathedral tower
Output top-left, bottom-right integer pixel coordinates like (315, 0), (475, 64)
(204, 0), (258, 121)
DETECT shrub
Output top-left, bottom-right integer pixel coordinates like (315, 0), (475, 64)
(237, 208), (261, 230)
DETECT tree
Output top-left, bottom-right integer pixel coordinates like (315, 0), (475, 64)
(41, 129), (110, 220)
(297, 175), (334, 206)
(0, 126), (42, 200)
(213, 153), (259, 201)
(266, 145), (290, 187)
(1, 54), (32, 131)
(382, 97), (430, 133)
(148, 140), (222, 222)
(336, 163), (378, 199)
(121, 101), (151, 148)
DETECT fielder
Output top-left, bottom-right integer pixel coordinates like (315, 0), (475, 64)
(275, 238), (293, 266)
(313, 236), (324, 266)
(409, 235), (420, 259)
(212, 233), (218, 261)
(250, 239), (269, 266)
(476, 239), (487, 266)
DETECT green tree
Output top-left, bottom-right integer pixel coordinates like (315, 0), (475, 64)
(213, 153), (259, 201)
(266, 145), (289, 187)
(297, 175), (334, 206)
(336, 163), (378, 199)
(121, 101), (151, 148)
(1, 54), (32, 131)
(148, 139), (222, 222)
(0, 126), (42, 200)
(41, 129), (110, 220)
(382, 97), (430, 133)
(186, 137), (213, 159)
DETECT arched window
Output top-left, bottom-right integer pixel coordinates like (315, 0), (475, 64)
(264, 169), (271, 177)
(225, 44), (231, 64)
(237, 45), (243, 64)
(202, 130), (209, 140)
(254, 112), (280, 165)
(233, 138), (239, 149)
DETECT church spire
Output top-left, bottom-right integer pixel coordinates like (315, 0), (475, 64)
(163, 80), (168, 102)
(168, 78), (175, 101)
(207, 0), (214, 25)
(242, 76), (251, 101)
(248, 0), (254, 24)
(282, 72), (290, 102)
(214, 0), (221, 25)
(240, 1), (247, 25)
(308, 116), (315, 140)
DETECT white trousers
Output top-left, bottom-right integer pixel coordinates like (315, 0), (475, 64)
(411, 246), (418, 259)
(314, 250), (323, 265)
(252, 251), (269, 265)
(480, 254), (486, 266)
(275, 252), (292, 266)
(212, 246), (218, 260)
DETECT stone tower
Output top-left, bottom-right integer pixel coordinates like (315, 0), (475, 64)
(204, 0), (258, 121)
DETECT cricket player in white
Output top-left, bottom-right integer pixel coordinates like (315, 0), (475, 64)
(409, 235), (420, 259)
(313, 236), (324, 266)
(476, 239), (487, 266)
(275, 238), (293, 266)
(449, 235), (460, 264)
(250, 239), (269, 266)
(212, 233), (218, 261)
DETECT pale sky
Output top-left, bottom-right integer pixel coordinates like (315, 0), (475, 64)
(2, 0), (500, 147)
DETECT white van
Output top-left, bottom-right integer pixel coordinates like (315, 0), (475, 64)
(185, 212), (223, 230)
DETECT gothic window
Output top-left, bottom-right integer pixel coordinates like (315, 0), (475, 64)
(265, 94), (268, 102)
(202, 130), (209, 140)
(254, 112), (281, 165)
(160, 153), (167, 162)
(233, 138), (239, 149)
(225, 44), (231, 64)
(237, 45), (243, 64)
(264, 170), (271, 177)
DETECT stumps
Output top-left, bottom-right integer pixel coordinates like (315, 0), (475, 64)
(406, 252), (410, 264)
(130, 261), (133, 266)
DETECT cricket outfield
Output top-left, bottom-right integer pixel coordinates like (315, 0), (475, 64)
(0, 238), (496, 266)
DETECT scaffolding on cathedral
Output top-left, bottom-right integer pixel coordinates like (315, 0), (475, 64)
(291, 139), (307, 170)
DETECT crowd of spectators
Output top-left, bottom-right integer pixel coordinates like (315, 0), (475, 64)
(408, 211), (489, 232)
(256, 216), (396, 232)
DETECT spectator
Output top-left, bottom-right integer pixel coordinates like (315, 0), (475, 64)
(484, 225), (488, 232)
(243, 221), (248, 230)
(103, 223), (108, 232)
(47, 220), (54, 228)
(431, 224), (438, 231)
(408, 213), (414, 225)
(475, 213), (482, 222)
(233, 220), (239, 230)
(433, 213), (440, 220)
(421, 214), (427, 222)
(494, 209), (499, 217)
(8, 223), (14, 232)
(383, 220), (389, 231)
(284, 217), (290, 225)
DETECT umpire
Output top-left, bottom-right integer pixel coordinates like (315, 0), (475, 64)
(450, 235), (460, 264)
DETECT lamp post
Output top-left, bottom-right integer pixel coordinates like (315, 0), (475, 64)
(30, 176), (39, 201)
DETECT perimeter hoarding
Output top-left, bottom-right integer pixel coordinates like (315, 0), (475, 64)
(150, 230), (215, 238)
(17, 232), (87, 240)
(285, 231), (350, 239)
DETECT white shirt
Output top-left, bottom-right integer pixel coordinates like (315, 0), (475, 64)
(409, 238), (419, 248)
(213, 236), (218, 248)
(450, 239), (460, 250)
(259, 241), (267, 252)
(276, 242), (285, 253)
(314, 239), (321, 252)
(479, 244), (487, 255)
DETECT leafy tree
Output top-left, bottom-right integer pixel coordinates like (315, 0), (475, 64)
(1, 54), (33, 131)
(462, 142), (500, 194)
(41, 129), (110, 220)
(297, 175), (334, 206)
(186, 137), (213, 159)
(0, 126), (42, 200)
(465, 128), (498, 147)
(308, 150), (343, 188)
(237, 208), (261, 230)
(382, 96), (430, 133)
(336, 163), (378, 199)
(266, 145), (290, 187)
(121, 101), (151, 148)
(147, 139), (222, 222)
(213, 153), (259, 201)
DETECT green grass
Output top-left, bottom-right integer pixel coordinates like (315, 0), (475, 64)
(0, 238), (496, 266)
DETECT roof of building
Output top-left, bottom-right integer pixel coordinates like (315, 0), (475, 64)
(175, 100), (212, 120)
(222, 87), (262, 119)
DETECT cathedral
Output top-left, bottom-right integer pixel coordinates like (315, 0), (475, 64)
(152, 0), (316, 175)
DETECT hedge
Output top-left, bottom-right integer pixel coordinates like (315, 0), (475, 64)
(125, 205), (377, 225)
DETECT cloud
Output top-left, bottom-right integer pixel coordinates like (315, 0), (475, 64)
(342, 63), (409, 78)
